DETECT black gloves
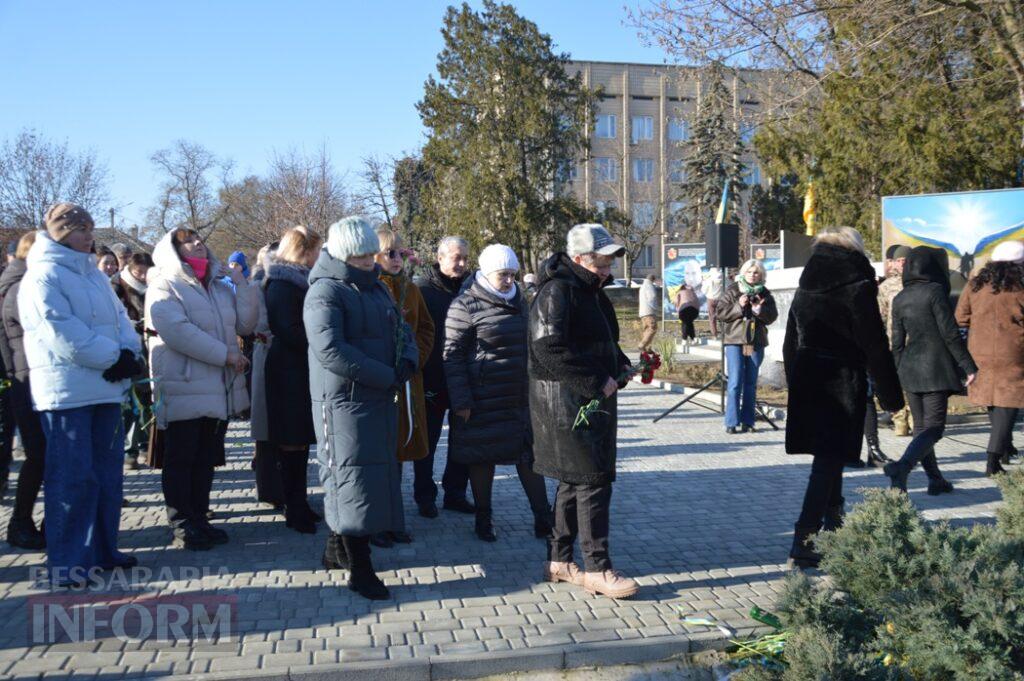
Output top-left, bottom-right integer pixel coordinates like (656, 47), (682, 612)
(103, 349), (143, 383)
(394, 359), (415, 386)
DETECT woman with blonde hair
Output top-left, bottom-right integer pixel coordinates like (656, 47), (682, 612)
(783, 226), (903, 569)
(264, 226), (324, 534)
(370, 227), (434, 548)
(716, 258), (778, 433)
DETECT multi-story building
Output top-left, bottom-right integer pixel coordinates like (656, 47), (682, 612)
(562, 60), (773, 277)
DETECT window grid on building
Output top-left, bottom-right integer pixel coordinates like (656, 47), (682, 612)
(632, 158), (654, 183)
(631, 115), (654, 144)
(595, 114), (616, 139)
(594, 157), (618, 182)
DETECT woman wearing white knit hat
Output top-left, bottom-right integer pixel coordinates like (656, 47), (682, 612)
(443, 244), (551, 542)
(956, 240), (1024, 476)
(304, 216), (418, 600)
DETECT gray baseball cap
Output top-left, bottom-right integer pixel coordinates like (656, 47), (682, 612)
(567, 223), (625, 258)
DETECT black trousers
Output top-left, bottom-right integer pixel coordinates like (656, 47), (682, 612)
(162, 417), (222, 529)
(0, 384), (11, 483)
(896, 391), (948, 480)
(467, 462), (549, 516)
(678, 307), (698, 341)
(413, 399), (470, 505)
(986, 406), (1018, 455)
(795, 454), (845, 530)
(864, 381), (878, 442)
(253, 440), (285, 505)
(9, 379), (46, 521)
(549, 481), (612, 572)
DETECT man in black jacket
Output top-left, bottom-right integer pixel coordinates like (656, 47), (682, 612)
(412, 236), (474, 518)
(529, 224), (637, 600)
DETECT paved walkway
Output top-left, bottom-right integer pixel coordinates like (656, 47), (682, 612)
(0, 384), (1006, 680)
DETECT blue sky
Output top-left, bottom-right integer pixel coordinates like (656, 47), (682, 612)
(0, 1), (666, 228)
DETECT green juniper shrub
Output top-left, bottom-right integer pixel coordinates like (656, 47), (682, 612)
(737, 470), (1024, 680)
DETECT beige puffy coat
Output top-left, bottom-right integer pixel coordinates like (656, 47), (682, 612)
(145, 232), (259, 427)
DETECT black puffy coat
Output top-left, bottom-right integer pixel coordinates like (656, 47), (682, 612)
(264, 260), (316, 446)
(784, 243), (904, 461)
(443, 275), (530, 465)
(415, 264), (470, 409)
(892, 246), (977, 394)
(529, 254), (630, 486)
(0, 259), (28, 381)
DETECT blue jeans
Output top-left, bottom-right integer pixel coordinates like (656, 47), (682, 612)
(40, 403), (126, 583)
(725, 345), (764, 428)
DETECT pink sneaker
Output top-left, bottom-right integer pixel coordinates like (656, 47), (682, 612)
(583, 570), (638, 599)
(543, 561), (584, 586)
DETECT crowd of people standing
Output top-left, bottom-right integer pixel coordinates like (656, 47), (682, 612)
(0, 200), (1019, 593)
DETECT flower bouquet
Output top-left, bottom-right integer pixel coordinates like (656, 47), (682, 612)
(572, 351), (661, 431)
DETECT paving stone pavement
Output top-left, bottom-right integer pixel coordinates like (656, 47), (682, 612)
(0, 383), (1006, 679)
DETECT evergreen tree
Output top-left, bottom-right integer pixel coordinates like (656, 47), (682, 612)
(417, 1), (597, 270)
(748, 180), (802, 243)
(678, 62), (746, 241)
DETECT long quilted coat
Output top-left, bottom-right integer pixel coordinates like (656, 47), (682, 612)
(303, 251), (417, 535)
(443, 274), (530, 466)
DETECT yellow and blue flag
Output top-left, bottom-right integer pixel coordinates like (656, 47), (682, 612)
(714, 179), (731, 225)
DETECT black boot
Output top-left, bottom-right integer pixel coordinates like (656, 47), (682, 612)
(322, 532), (349, 570)
(370, 532), (394, 548)
(788, 525), (822, 570)
(866, 437), (890, 467)
(197, 517), (229, 544)
(280, 453), (316, 534)
(173, 521), (213, 551)
(6, 517), (45, 550)
(883, 461), (909, 492)
(927, 478), (954, 495)
(342, 535), (389, 600)
(986, 451), (1007, 477)
(474, 508), (496, 542)
(533, 509), (553, 539)
(822, 497), (845, 532)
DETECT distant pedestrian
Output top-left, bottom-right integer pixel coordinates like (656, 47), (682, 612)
(674, 283), (699, 341)
(637, 274), (659, 351)
(716, 259), (778, 434)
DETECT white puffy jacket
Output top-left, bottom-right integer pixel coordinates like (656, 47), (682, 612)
(19, 232), (141, 411)
(145, 232), (258, 427)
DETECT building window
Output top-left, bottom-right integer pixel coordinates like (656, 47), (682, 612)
(595, 114), (616, 139)
(632, 158), (654, 183)
(594, 157), (618, 182)
(667, 117), (689, 142)
(632, 202), (655, 228)
(636, 245), (655, 269)
(555, 161), (577, 183)
(668, 159), (686, 184)
(743, 164), (761, 186)
(739, 121), (757, 145)
(668, 201), (686, 229)
(595, 199), (619, 215)
(630, 115), (653, 144)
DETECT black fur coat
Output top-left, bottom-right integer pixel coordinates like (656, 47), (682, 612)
(783, 243), (904, 460)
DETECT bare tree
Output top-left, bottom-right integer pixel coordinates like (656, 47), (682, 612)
(630, 0), (1024, 161)
(0, 129), (110, 229)
(146, 140), (232, 238)
(213, 146), (359, 252)
(358, 154), (396, 227)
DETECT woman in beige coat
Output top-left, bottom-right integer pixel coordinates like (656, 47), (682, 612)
(146, 228), (258, 550)
(955, 240), (1024, 476)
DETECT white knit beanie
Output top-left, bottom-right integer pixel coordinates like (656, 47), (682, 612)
(478, 244), (520, 275)
(326, 216), (379, 261)
(990, 240), (1024, 263)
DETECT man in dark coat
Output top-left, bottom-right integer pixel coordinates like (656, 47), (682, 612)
(783, 228), (903, 569)
(529, 224), (637, 600)
(412, 236), (473, 518)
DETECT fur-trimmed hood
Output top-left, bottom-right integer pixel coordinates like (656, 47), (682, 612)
(264, 259), (311, 291)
